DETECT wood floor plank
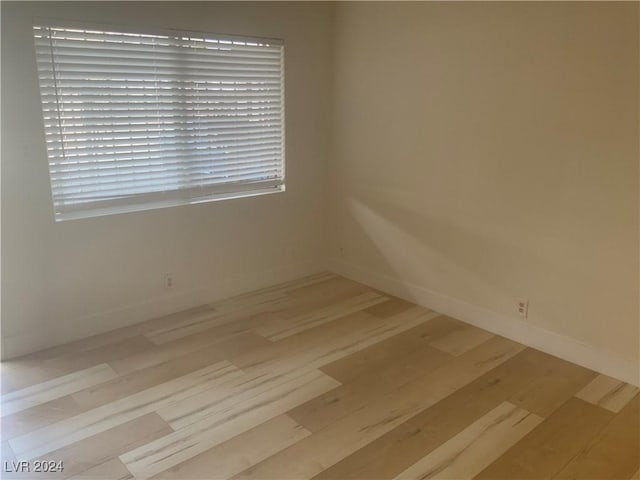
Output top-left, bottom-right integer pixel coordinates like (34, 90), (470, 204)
(120, 370), (340, 479)
(280, 271), (339, 291)
(108, 331), (268, 376)
(151, 415), (310, 480)
(6, 302), (193, 367)
(1, 336), (154, 394)
(230, 307), (440, 373)
(210, 272), (337, 310)
(474, 397), (613, 479)
(2, 361), (70, 396)
(138, 305), (216, 337)
(0, 307), (215, 393)
(72, 337), (265, 410)
(362, 297), (415, 318)
(283, 274), (365, 301)
(9, 361), (242, 461)
(428, 322), (495, 356)
(224, 311), (377, 371)
(233, 337), (525, 480)
(45, 414), (168, 480)
(314, 348), (561, 480)
(575, 374), (639, 413)
(256, 291), (389, 341)
(185, 288), (390, 368)
(147, 293), (289, 345)
(45, 336), (156, 377)
(554, 394), (640, 479)
(1, 364), (117, 417)
(147, 289), (384, 371)
(149, 310), (443, 435)
(319, 315), (461, 385)
(290, 346), (452, 432)
(2, 413), (170, 480)
(278, 281), (379, 322)
(275, 307), (441, 370)
(143, 308), (234, 346)
(67, 458), (134, 480)
(1, 396), (85, 440)
(158, 367), (340, 430)
(508, 354), (596, 417)
(206, 289), (286, 315)
(393, 402), (542, 480)
(183, 273), (343, 339)
(315, 421), (438, 480)
(136, 322), (364, 428)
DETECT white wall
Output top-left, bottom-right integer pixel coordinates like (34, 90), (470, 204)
(1, 1), (334, 358)
(328, 2), (640, 382)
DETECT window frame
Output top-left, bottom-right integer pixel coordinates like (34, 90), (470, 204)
(33, 18), (286, 222)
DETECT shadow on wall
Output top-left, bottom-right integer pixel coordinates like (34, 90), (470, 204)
(340, 184), (595, 319)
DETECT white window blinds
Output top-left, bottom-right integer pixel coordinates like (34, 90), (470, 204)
(33, 23), (285, 221)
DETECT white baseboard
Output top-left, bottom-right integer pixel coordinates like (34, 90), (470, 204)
(2, 260), (323, 360)
(327, 257), (640, 387)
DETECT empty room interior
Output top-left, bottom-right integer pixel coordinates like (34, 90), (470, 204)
(1, 1), (639, 479)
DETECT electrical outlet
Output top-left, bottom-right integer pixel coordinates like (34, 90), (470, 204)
(165, 273), (174, 289)
(517, 298), (529, 317)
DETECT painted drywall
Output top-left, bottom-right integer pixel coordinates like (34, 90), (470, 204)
(328, 2), (640, 372)
(1, 1), (333, 358)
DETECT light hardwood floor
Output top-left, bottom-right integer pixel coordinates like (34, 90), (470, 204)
(1, 272), (638, 479)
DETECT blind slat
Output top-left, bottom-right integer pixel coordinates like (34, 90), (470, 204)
(34, 29), (281, 51)
(57, 171), (282, 201)
(36, 49), (281, 66)
(37, 80), (281, 90)
(38, 59), (282, 74)
(48, 130), (283, 145)
(51, 163), (282, 191)
(51, 155), (281, 175)
(34, 22), (285, 220)
(51, 143), (282, 162)
(47, 145), (282, 165)
(45, 125), (281, 138)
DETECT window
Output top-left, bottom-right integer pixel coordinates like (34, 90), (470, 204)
(33, 22), (285, 221)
